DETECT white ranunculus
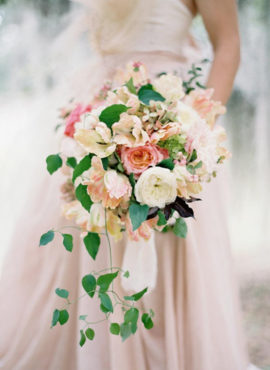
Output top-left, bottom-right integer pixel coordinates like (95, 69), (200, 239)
(153, 73), (185, 102)
(176, 101), (201, 131)
(135, 167), (177, 208)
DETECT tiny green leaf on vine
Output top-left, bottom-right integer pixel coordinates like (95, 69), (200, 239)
(72, 154), (92, 183)
(59, 309), (69, 325)
(97, 271), (118, 293)
(141, 313), (154, 330)
(83, 232), (100, 260)
(123, 270), (130, 278)
(129, 203), (149, 231)
(51, 309), (60, 327)
(39, 230), (55, 246)
(79, 330), (86, 347)
(46, 154), (63, 175)
(124, 287), (148, 302)
(99, 292), (113, 313)
(173, 218), (187, 238)
(66, 157), (77, 169)
(110, 323), (120, 335)
(79, 315), (87, 321)
(75, 184), (93, 212)
(82, 274), (96, 298)
(120, 322), (132, 342)
(157, 211), (167, 226)
(85, 328), (95, 340)
(124, 308), (139, 334)
(62, 233), (73, 252)
(125, 78), (137, 94)
(55, 288), (69, 299)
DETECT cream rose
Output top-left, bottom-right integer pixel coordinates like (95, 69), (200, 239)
(153, 73), (185, 102)
(135, 167), (177, 208)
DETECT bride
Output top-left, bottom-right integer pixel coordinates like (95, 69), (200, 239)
(0, 0), (250, 369)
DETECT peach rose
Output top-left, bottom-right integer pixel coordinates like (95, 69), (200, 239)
(121, 143), (169, 176)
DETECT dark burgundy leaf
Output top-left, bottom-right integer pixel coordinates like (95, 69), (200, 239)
(183, 196), (202, 203)
(172, 197), (194, 218)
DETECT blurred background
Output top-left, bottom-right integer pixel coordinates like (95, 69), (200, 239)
(0, 0), (269, 368)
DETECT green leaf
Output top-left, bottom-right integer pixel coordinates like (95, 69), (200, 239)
(51, 309), (60, 327)
(125, 78), (137, 94)
(120, 322), (132, 342)
(173, 218), (187, 238)
(123, 270), (130, 278)
(79, 330), (86, 347)
(62, 233), (73, 252)
(157, 158), (175, 170)
(72, 154), (92, 183)
(66, 157), (77, 169)
(85, 328), (95, 340)
(129, 203), (149, 231)
(55, 288), (69, 299)
(39, 230), (54, 246)
(110, 323), (120, 335)
(157, 211), (167, 226)
(138, 84), (165, 105)
(189, 149), (197, 163)
(124, 308), (139, 334)
(99, 104), (128, 128)
(83, 232), (100, 260)
(101, 157), (109, 170)
(99, 292), (113, 313)
(194, 160), (202, 170)
(97, 271), (118, 293)
(124, 287), (148, 302)
(75, 184), (93, 212)
(82, 274), (96, 298)
(59, 309), (69, 325)
(141, 313), (154, 330)
(46, 154), (62, 175)
(129, 173), (136, 189)
(79, 315), (87, 321)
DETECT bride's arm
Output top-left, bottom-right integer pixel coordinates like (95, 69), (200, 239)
(195, 0), (240, 104)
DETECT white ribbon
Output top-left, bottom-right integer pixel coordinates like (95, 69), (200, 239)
(121, 232), (157, 293)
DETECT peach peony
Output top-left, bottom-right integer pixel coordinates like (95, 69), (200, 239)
(121, 143), (168, 176)
(112, 113), (149, 147)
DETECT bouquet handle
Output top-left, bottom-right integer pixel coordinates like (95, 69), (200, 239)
(121, 232), (157, 293)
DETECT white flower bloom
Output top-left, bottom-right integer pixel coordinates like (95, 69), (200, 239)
(88, 203), (105, 230)
(176, 101), (201, 131)
(135, 167), (177, 208)
(153, 73), (185, 102)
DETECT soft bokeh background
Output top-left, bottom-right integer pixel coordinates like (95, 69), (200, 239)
(0, 0), (269, 368)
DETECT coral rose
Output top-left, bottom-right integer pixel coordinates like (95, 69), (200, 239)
(121, 143), (169, 176)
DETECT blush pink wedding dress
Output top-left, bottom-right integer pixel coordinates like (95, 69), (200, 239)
(0, 0), (249, 369)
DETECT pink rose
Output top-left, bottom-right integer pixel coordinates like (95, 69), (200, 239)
(121, 143), (169, 177)
(64, 104), (92, 137)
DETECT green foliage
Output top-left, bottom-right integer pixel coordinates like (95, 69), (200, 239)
(124, 308), (139, 334)
(72, 154), (92, 183)
(46, 154), (62, 175)
(51, 309), (60, 327)
(182, 62), (207, 94)
(99, 104), (128, 128)
(83, 232), (100, 260)
(99, 292), (113, 313)
(110, 323), (120, 335)
(158, 134), (186, 159)
(189, 149), (197, 163)
(75, 184), (93, 212)
(187, 160), (202, 174)
(39, 230), (54, 246)
(157, 158), (175, 170)
(120, 322), (133, 342)
(97, 271), (118, 293)
(66, 157), (77, 169)
(125, 78), (137, 94)
(101, 157), (109, 170)
(173, 218), (187, 238)
(138, 84), (165, 105)
(59, 309), (69, 325)
(124, 287), (148, 302)
(79, 315), (87, 321)
(85, 328), (95, 340)
(82, 274), (96, 298)
(62, 233), (73, 252)
(79, 330), (86, 347)
(141, 313), (154, 330)
(129, 203), (149, 231)
(157, 211), (167, 226)
(55, 288), (69, 299)
(123, 270), (130, 278)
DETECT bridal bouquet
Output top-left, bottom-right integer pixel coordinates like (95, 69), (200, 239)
(40, 61), (229, 344)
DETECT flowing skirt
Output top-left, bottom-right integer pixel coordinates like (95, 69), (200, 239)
(0, 51), (249, 370)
